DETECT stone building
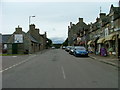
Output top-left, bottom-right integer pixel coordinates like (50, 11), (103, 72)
(88, 4), (120, 58)
(3, 24), (47, 54)
(27, 24), (47, 51)
(103, 5), (120, 57)
(88, 17), (101, 54)
(88, 13), (109, 54)
(40, 33), (47, 50)
(7, 26), (35, 54)
(68, 4), (120, 58)
(68, 18), (89, 47)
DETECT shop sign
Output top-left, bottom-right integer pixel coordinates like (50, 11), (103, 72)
(14, 34), (23, 43)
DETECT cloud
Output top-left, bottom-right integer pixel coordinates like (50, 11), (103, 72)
(2, 0), (117, 2)
(52, 28), (56, 31)
(2, 2), (118, 42)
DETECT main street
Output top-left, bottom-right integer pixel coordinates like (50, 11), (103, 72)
(2, 49), (118, 88)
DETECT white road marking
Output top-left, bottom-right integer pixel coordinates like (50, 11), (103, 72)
(0, 55), (37, 73)
(61, 66), (66, 79)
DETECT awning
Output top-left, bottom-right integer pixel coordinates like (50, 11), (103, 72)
(93, 37), (99, 42)
(97, 38), (105, 43)
(104, 33), (116, 41)
(87, 40), (93, 45)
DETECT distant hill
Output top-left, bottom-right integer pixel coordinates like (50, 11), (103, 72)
(52, 44), (62, 49)
(50, 37), (65, 44)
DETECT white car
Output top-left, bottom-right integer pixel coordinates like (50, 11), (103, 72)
(51, 47), (55, 49)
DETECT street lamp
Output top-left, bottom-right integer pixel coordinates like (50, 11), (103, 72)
(29, 16), (35, 30)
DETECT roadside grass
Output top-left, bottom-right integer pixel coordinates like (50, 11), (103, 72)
(0, 54), (28, 56)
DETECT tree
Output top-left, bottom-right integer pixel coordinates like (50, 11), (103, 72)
(46, 38), (52, 48)
(62, 38), (68, 46)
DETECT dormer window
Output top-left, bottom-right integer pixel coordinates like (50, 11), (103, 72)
(105, 28), (109, 37)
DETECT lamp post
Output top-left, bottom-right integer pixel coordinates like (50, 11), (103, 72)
(29, 16), (35, 30)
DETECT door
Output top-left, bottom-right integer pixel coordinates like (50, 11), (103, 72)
(12, 43), (18, 54)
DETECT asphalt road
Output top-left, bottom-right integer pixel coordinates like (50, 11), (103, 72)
(2, 49), (118, 88)
(2, 55), (31, 70)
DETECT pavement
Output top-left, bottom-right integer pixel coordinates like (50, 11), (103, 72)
(89, 53), (120, 68)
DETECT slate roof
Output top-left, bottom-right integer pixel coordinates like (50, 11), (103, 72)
(110, 5), (120, 20)
(70, 21), (89, 33)
(112, 7), (120, 14)
(2, 33), (41, 44)
(27, 34), (40, 44)
(2, 34), (12, 43)
(113, 7), (120, 20)
(40, 34), (45, 38)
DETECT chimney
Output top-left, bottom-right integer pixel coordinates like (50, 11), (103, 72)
(99, 13), (106, 19)
(70, 22), (72, 27)
(15, 25), (22, 32)
(96, 17), (100, 22)
(29, 24), (35, 30)
(79, 18), (83, 22)
(44, 32), (47, 38)
(111, 4), (114, 8)
(68, 26), (70, 29)
(35, 28), (40, 34)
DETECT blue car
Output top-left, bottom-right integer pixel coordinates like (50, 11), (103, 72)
(73, 46), (88, 57)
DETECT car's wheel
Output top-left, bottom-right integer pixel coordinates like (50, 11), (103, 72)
(85, 54), (88, 57)
(73, 52), (75, 56)
(69, 52), (71, 54)
(74, 53), (77, 57)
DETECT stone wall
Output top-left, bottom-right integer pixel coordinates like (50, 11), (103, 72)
(7, 26), (31, 54)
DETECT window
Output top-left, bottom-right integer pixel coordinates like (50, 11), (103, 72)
(111, 16), (114, 29)
(4, 44), (7, 49)
(105, 28), (109, 37)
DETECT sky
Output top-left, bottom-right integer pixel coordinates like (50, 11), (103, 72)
(0, 0), (119, 43)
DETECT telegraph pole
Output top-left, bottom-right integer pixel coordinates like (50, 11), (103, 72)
(100, 6), (102, 13)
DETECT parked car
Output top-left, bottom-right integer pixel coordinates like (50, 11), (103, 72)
(73, 46), (88, 57)
(69, 46), (75, 55)
(62, 46), (66, 49)
(65, 46), (73, 52)
(51, 46), (55, 49)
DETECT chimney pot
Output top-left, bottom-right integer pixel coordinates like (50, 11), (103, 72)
(30, 24), (35, 30)
(15, 26), (22, 32)
(99, 13), (106, 19)
(79, 18), (83, 22)
(35, 28), (39, 34)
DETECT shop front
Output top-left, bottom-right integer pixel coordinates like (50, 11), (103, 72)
(118, 34), (120, 59)
(87, 40), (93, 53)
(97, 37), (105, 55)
(104, 33), (117, 56)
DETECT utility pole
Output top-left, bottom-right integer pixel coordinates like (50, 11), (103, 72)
(118, 0), (120, 7)
(100, 6), (102, 13)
